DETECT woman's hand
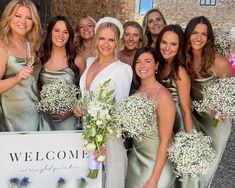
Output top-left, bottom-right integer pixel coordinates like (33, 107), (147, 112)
(50, 111), (72, 122)
(73, 105), (84, 117)
(143, 178), (158, 188)
(15, 66), (33, 82)
(92, 146), (106, 162)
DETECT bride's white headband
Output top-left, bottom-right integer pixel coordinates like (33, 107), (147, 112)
(95, 17), (124, 39)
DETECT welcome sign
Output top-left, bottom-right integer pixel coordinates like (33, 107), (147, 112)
(0, 131), (102, 188)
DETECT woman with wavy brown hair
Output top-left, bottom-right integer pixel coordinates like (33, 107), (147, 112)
(156, 24), (193, 134)
(183, 16), (233, 188)
(39, 15), (85, 130)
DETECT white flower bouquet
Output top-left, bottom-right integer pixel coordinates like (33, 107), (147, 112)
(193, 77), (235, 127)
(112, 93), (156, 142)
(168, 130), (216, 181)
(80, 79), (116, 179)
(35, 78), (79, 115)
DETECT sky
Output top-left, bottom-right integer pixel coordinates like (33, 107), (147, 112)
(139, 0), (153, 14)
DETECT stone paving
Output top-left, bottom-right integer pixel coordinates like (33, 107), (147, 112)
(211, 122), (235, 188)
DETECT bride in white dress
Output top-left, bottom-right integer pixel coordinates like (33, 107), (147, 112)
(74, 17), (133, 188)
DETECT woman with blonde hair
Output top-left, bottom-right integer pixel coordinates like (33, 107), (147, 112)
(118, 21), (144, 66)
(74, 16), (96, 64)
(74, 17), (132, 188)
(0, 0), (49, 131)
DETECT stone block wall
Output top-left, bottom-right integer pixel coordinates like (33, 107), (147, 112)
(154, 0), (235, 31)
(51, 0), (135, 27)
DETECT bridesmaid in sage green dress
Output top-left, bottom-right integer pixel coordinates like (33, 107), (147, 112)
(0, 0), (50, 131)
(39, 16), (85, 130)
(156, 24), (193, 134)
(183, 16), (234, 188)
(126, 47), (176, 188)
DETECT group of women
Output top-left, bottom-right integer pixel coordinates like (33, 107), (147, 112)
(0, 0), (233, 188)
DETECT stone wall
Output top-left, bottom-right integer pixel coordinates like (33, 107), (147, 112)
(154, 0), (235, 31)
(51, 0), (135, 27)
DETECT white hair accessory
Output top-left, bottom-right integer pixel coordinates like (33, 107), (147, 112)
(95, 17), (124, 39)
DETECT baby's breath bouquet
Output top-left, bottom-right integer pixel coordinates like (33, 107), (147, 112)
(80, 79), (115, 179)
(168, 130), (216, 181)
(214, 28), (231, 56)
(193, 77), (235, 127)
(35, 78), (79, 115)
(112, 93), (156, 142)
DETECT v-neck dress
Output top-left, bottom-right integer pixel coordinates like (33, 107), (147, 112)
(80, 57), (133, 188)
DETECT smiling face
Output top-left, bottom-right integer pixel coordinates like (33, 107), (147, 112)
(51, 20), (69, 48)
(147, 11), (165, 36)
(160, 31), (179, 63)
(190, 23), (208, 52)
(78, 18), (95, 40)
(97, 27), (116, 57)
(10, 5), (33, 37)
(123, 25), (141, 51)
(135, 52), (157, 80)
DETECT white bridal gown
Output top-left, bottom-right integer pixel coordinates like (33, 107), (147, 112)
(80, 57), (133, 188)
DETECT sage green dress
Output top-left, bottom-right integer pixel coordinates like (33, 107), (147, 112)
(39, 67), (79, 130)
(0, 56), (50, 131)
(179, 74), (233, 188)
(126, 93), (175, 188)
(162, 75), (185, 133)
(126, 126), (176, 188)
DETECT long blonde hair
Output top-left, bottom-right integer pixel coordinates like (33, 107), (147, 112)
(0, 0), (42, 50)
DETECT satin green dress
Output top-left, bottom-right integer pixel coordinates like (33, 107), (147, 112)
(162, 75), (185, 133)
(179, 74), (233, 188)
(39, 67), (79, 130)
(126, 126), (175, 188)
(0, 56), (50, 131)
(126, 93), (176, 188)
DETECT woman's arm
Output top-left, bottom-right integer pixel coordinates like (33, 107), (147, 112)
(75, 54), (86, 77)
(175, 66), (193, 133)
(214, 54), (234, 78)
(0, 43), (33, 94)
(144, 88), (175, 188)
(114, 64), (133, 101)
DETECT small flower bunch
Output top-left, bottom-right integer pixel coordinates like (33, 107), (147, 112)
(214, 28), (231, 56)
(9, 177), (30, 188)
(112, 93), (156, 142)
(35, 78), (79, 115)
(80, 79), (115, 178)
(57, 177), (66, 188)
(77, 177), (87, 188)
(193, 77), (235, 127)
(168, 130), (216, 181)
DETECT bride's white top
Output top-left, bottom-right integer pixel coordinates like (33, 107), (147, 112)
(80, 57), (133, 102)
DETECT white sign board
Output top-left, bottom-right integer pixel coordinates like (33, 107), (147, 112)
(0, 131), (102, 188)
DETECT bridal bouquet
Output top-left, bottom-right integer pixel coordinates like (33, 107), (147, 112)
(112, 93), (156, 142)
(80, 79), (115, 179)
(168, 130), (216, 181)
(35, 78), (79, 115)
(193, 77), (235, 127)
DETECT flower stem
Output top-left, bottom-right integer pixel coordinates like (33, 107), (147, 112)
(211, 118), (219, 128)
